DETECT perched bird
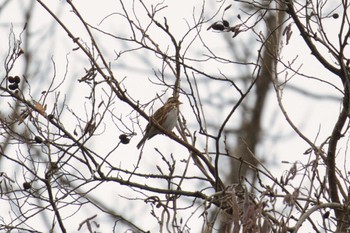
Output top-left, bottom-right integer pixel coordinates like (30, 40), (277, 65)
(137, 96), (181, 149)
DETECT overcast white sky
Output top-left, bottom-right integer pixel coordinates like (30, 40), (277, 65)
(0, 0), (347, 232)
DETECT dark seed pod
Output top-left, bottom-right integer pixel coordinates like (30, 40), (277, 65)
(8, 83), (18, 90)
(8, 76), (15, 83)
(50, 162), (58, 170)
(332, 13), (339, 19)
(323, 211), (330, 219)
(211, 23), (225, 31)
(14, 76), (21, 83)
(34, 136), (43, 144)
(23, 182), (32, 190)
(222, 20), (229, 27)
(119, 134), (130, 144)
(47, 114), (54, 120)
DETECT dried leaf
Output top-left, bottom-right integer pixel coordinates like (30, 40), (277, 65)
(84, 120), (96, 135)
(34, 102), (46, 115)
(18, 110), (30, 125)
(283, 193), (292, 206)
(283, 23), (293, 45)
(283, 188), (299, 206)
(74, 128), (78, 136)
(224, 4), (232, 11)
(289, 162), (297, 179)
(304, 147), (312, 154)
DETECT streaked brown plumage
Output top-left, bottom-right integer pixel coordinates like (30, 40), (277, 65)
(137, 97), (181, 149)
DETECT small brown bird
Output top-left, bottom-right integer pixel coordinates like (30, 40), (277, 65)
(137, 97), (181, 149)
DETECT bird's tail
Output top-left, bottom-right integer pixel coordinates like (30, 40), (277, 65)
(136, 137), (147, 149)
